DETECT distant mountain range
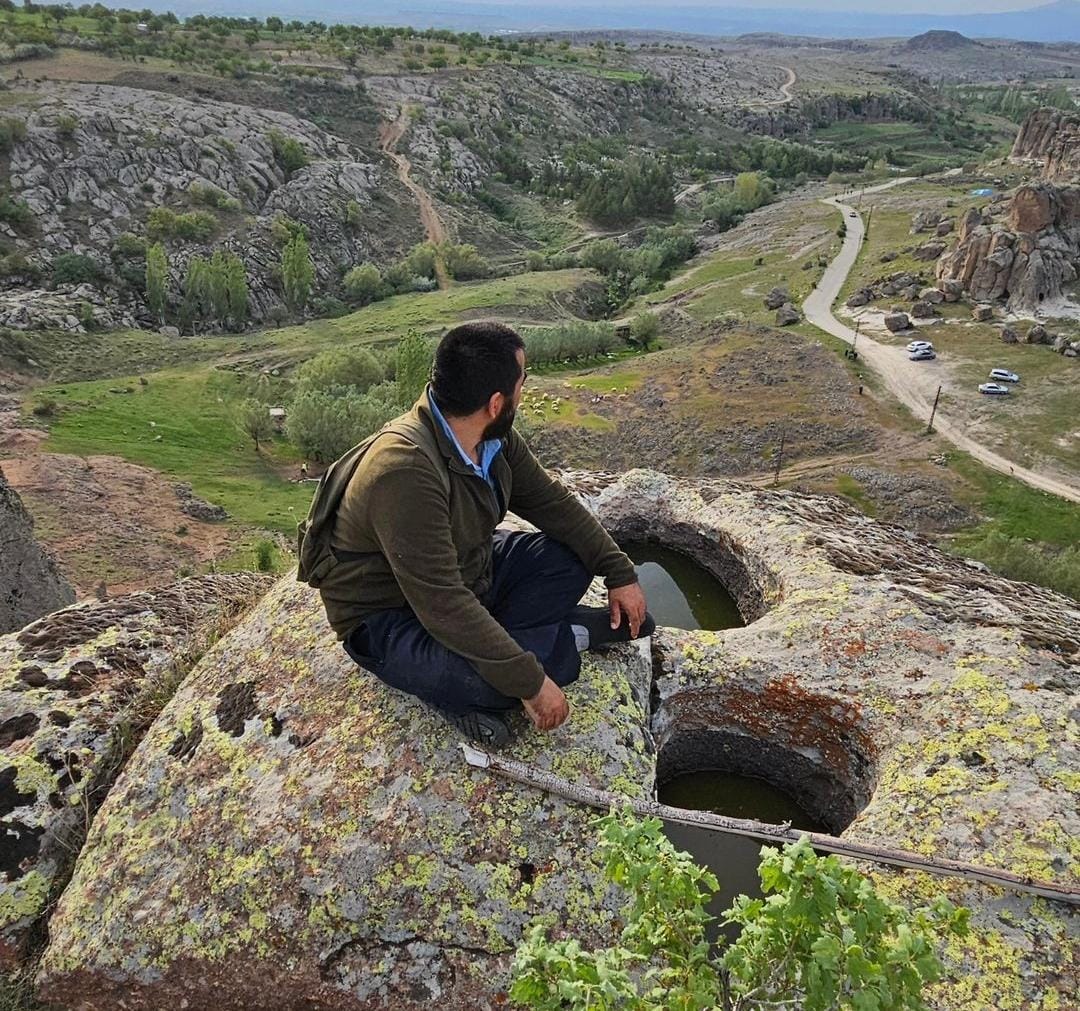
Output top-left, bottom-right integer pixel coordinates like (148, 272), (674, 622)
(157, 1), (1080, 43)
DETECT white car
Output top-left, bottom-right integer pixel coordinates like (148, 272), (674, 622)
(979, 382), (1010, 395)
(909, 348), (936, 361)
(906, 340), (934, 352)
(989, 368), (1020, 383)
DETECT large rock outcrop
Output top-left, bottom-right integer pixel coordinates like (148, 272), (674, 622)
(18, 471), (1077, 1010)
(0, 573), (270, 967)
(1011, 107), (1080, 181)
(2, 80), (395, 325)
(0, 464), (73, 635)
(934, 183), (1080, 312)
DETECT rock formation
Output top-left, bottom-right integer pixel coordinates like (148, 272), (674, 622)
(0, 472), (1071, 1009)
(935, 183), (1080, 312)
(0, 572), (270, 966)
(1, 80), (395, 325)
(1011, 107), (1080, 181)
(0, 464), (73, 635)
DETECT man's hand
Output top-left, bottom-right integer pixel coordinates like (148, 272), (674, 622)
(523, 676), (570, 731)
(609, 582), (648, 637)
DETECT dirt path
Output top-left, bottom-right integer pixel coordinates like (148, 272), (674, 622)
(674, 175), (735, 205)
(803, 179), (1080, 504)
(378, 106), (450, 290)
(761, 65), (797, 107)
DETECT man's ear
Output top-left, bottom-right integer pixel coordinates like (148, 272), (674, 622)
(486, 391), (503, 419)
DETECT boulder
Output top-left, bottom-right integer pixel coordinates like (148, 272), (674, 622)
(935, 219), (954, 236)
(846, 288), (872, 308)
(763, 286), (789, 310)
(910, 209), (941, 233)
(27, 471), (1080, 1011)
(158, 325), (180, 338)
(911, 301), (939, 319)
(879, 251), (898, 263)
(900, 284), (921, 301)
(775, 303), (801, 326)
(972, 305), (994, 322)
(1026, 323), (1049, 345)
(919, 287), (945, 304)
(1001, 324), (1020, 343)
(884, 312), (911, 332)
(0, 574), (270, 966)
(1065, 347), (1078, 357)
(913, 241), (947, 261)
(1052, 334), (1069, 353)
(940, 279), (964, 301)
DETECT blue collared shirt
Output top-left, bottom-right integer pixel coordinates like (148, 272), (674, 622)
(427, 387), (503, 488)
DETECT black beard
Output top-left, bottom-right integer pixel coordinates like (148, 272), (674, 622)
(482, 398), (516, 441)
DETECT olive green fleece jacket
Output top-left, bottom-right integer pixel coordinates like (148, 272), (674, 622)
(320, 389), (638, 700)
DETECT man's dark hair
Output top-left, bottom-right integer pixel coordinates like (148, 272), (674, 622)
(431, 321), (525, 416)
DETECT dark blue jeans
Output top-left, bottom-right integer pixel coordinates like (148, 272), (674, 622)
(344, 530), (593, 714)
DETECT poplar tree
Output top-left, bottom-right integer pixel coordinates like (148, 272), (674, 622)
(209, 250), (230, 323)
(225, 252), (248, 327)
(281, 233), (314, 312)
(145, 242), (168, 324)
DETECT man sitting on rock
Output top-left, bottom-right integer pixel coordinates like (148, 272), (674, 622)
(301, 322), (653, 748)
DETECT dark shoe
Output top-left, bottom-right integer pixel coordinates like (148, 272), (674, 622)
(432, 706), (514, 748)
(570, 605), (656, 650)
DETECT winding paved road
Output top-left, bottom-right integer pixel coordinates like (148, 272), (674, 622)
(803, 179), (1080, 504)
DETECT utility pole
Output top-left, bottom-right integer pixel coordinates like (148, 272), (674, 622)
(773, 430), (785, 486)
(865, 205), (873, 241)
(926, 385), (942, 434)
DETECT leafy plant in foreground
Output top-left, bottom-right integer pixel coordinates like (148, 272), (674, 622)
(511, 811), (968, 1011)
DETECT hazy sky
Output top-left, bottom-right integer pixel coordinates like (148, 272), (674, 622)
(525, 1), (1049, 9)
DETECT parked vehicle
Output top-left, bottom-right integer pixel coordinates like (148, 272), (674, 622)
(848, 211), (858, 218)
(989, 368), (1020, 383)
(906, 340), (934, 353)
(979, 382), (1010, 395)
(909, 348), (937, 361)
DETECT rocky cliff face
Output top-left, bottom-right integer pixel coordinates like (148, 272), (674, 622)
(0, 472), (1071, 1010)
(1, 79), (403, 326)
(935, 183), (1080, 312)
(0, 464), (73, 635)
(1011, 107), (1080, 181)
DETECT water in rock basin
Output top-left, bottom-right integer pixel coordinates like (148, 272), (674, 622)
(659, 771), (827, 944)
(621, 543), (744, 631)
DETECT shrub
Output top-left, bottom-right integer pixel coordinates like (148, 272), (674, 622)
(287, 382), (402, 461)
(111, 232), (148, 260)
(442, 242), (490, 281)
(512, 810), (968, 1011)
(270, 213), (308, 246)
(343, 262), (384, 305)
(0, 117), (27, 151)
(51, 253), (105, 286)
(0, 194), (34, 231)
(147, 207), (218, 242)
(295, 347), (384, 396)
(32, 397), (58, 417)
(629, 312), (659, 348)
(54, 113), (78, 138)
(267, 127), (309, 177)
(254, 539), (276, 572)
(188, 182), (242, 211)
